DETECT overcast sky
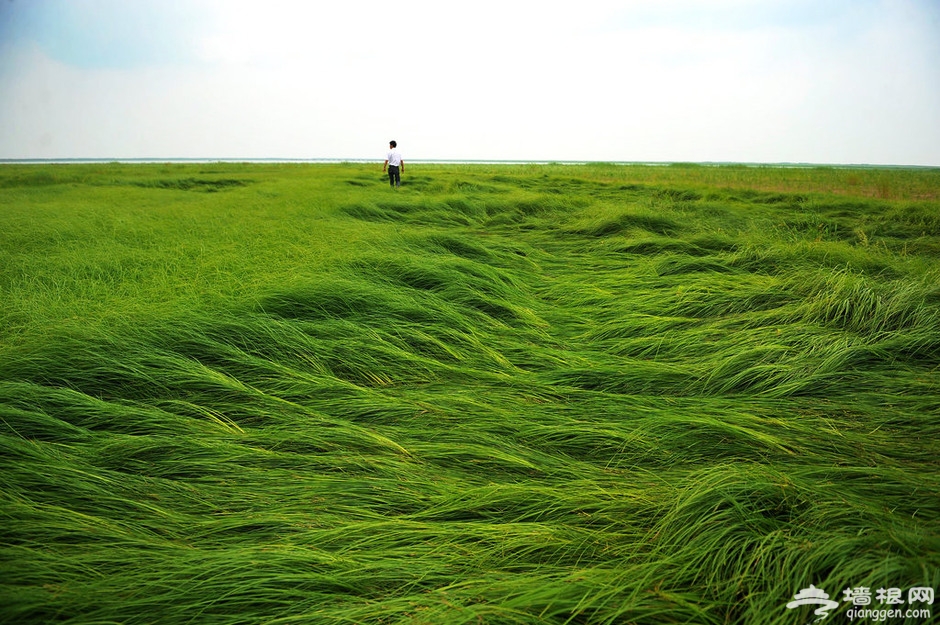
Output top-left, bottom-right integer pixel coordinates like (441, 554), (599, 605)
(1, 0), (938, 164)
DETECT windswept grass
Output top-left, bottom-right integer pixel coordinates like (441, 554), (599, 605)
(1, 162), (938, 624)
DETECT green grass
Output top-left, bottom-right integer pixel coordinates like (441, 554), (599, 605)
(1, 162), (938, 624)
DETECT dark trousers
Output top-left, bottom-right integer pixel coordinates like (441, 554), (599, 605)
(387, 165), (400, 188)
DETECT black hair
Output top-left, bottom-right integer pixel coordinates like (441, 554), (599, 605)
(389, 140), (397, 148)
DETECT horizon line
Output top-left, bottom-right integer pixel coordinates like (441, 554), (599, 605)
(1, 157), (938, 170)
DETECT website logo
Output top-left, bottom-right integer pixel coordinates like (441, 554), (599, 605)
(786, 585), (840, 622)
(786, 584), (934, 622)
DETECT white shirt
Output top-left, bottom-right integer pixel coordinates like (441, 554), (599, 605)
(386, 148), (402, 167)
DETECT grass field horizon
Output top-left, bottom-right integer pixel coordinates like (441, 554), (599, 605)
(2, 162), (938, 624)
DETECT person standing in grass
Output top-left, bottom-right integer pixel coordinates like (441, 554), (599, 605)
(383, 140), (404, 188)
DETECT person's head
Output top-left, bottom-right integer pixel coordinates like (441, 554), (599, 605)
(389, 140), (397, 148)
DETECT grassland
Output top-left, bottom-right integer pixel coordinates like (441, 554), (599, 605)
(1, 162), (938, 624)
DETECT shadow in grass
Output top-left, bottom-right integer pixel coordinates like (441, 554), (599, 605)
(574, 212), (681, 237)
(131, 178), (251, 192)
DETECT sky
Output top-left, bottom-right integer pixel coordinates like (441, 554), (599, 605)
(0, 0), (938, 165)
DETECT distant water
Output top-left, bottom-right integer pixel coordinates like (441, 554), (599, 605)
(0, 158), (930, 169)
(0, 158), (588, 165)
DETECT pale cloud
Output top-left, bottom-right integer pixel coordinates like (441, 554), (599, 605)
(0, 0), (937, 164)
